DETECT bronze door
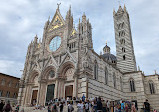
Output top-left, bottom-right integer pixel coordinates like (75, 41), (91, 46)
(65, 85), (73, 99)
(31, 90), (38, 105)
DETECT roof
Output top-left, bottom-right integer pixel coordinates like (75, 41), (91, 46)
(0, 72), (20, 79)
(101, 53), (117, 61)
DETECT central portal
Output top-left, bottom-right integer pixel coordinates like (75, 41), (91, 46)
(65, 85), (73, 99)
(46, 84), (55, 105)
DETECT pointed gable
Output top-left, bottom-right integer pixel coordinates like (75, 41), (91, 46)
(48, 8), (65, 31)
(70, 27), (76, 37)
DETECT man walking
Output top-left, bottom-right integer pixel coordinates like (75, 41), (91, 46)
(143, 99), (150, 112)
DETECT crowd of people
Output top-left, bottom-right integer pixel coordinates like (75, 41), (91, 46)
(46, 95), (158, 112)
(0, 96), (158, 112)
(0, 100), (20, 112)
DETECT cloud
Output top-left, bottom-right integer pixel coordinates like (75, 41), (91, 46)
(0, 0), (159, 77)
(0, 60), (23, 78)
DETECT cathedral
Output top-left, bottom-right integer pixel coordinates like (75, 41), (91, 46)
(18, 4), (159, 110)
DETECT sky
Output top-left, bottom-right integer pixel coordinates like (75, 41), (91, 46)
(0, 0), (159, 78)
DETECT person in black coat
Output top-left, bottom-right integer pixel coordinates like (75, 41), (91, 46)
(97, 97), (103, 112)
(0, 100), (5, 112)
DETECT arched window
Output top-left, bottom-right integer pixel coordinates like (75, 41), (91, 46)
(122, 48), (125, 52)
(149, 81), (155, 94)
(113, 73), (116, 88)
(105, 67), (108, 85)
(130, 78), (135, 92)
(120, 77), (123, 91)
(120, 39), (125, 45)
(1, 79), (5, 85)
(94, 61), (98, 80)
(122, 22), (124, 28)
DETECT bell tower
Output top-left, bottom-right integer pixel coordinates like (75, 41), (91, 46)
(113, 5), (137, 73)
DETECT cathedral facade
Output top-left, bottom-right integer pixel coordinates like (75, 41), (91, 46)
(18, 5), (159, 110)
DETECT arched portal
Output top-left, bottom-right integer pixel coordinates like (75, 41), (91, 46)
(26, 70), (39, 106)
(59, 61), (75, 99)
(41, 66), (56, 105)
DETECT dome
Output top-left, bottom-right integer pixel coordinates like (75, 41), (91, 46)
(101, 53), (117, 65)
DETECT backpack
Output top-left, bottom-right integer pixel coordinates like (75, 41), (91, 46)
(5, 104), (11, 111)
(145, 102), (150, 110)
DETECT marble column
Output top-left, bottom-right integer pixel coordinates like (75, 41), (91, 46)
(38, 82), (47, 105)
(73, 76), (78, 97)
(54, 79), (59, 98)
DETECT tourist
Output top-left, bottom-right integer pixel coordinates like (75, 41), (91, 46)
(117, 104), (121, 112)
(82, 94), (85, 102)
(97, 97), (103, 112)
(93, 100), (97, 112)
(106, 100), (110, 112)
(3, 100), (12, 112)
(153, 109), (157, 112)
(121, 101), (125, 112)
(89, 100), (93, 112)
(102, 100), (107, 112)
(51, 102), (57, 112)
(68, 101), (74, 112)
(85, 100), (89, 112)
(15, 104), (19, 112)
(0, 100), (5, 112)
(114, 105), (118, 112)
(77, 100), (84, 112)
(125, 103), (129, 112)
(131, 103), (136, 112)
(48, 103), (51, 112)
(59, 102), (64, 112)
(143, 99), (150, 112)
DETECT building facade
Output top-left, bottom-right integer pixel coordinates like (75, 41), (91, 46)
(18, 5), (159, 110)
(0, 73), (20, 104)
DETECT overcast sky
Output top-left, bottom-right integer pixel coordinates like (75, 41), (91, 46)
(0, 0), (159, 78)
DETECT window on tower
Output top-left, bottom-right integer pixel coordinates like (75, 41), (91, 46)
(113, 73), (116, 88)
(149, 80), (155, 94)
(130, 78), (135, 92)
(120, 39), (125, 45)
(122, 48), (125, 52)
(123, 55), (126, 60)
(122, 22), (124, 28)
(121, 31), (125, 36)
(105, 67), (108, 85)
(117, 22), (124, 29)
(94, 61), (98, 80)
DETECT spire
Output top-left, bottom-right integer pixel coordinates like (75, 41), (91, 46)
(124, 4), (127, 12)
(113, 8), (116, 15)
(82, 12), (86, 22)
(34, 34), (38, 43)
(48, 16), (50, 21)
(66, 5), (72, 19)
(69, 5), (71, 12)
